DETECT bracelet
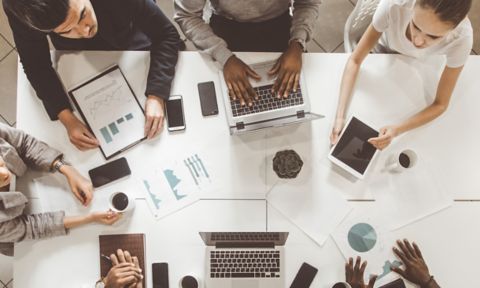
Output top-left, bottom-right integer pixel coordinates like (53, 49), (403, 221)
(421, 275), (434, 288)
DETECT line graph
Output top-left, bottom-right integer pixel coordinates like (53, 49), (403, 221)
(86, 83), (133, 120)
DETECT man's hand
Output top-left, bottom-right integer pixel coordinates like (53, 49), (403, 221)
(346, 256), (377, 288)
(368, 125), (399, 150)
(59, 164), (93, 206)
(104, 249), (143, 288)
(144, 96), (165, 139)
(269, 41), (303, 98)
(223, 56), (261, 107)
(392, 239), (432, 285)
(58, 109), (99, 151)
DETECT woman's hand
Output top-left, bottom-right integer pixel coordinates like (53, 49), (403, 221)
(60, 165), (94, 206)
(330, 117), (346, 146)
(368, 125), (399, 150)
(89, 210), (121, 225)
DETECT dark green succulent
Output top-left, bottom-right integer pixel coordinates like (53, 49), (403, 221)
(272, 150), (303, 179)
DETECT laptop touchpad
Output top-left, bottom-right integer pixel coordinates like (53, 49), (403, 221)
(233, 280), (260, 288)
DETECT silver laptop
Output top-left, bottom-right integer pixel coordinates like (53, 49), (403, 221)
(200, 232), (289, 288)
(219, 60), (323, 134)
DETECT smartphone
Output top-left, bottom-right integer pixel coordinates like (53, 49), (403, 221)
(290, 262), (318, 288)
(88, 157), (131, 188)
(166, 95), (186, 132)
(379, 279), (406, 288)
(198, 81), (218, 116)
(152, 263), (169, 288)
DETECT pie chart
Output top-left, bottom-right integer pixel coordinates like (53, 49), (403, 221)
(348, 223), (377, 252)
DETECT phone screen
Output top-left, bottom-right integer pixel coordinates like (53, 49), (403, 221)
(166, 97), (185, 128)
(290, 262), (318, 288)
(198, 81), (218, 116)
(88, 157), (131, 188)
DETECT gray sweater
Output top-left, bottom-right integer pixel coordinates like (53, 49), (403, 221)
(0, 123), (67, 256)
(174, 0), (321, 66)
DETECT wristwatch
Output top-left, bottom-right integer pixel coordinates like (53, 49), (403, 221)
(53, 156), (71, 173)
(95, 279), (105, 288)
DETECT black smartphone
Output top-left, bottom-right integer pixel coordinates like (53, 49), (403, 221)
(198, 81), (218, 116)
(152, 262), (169, 288)
(88, 157), (131, 188)
(379, 279), (407, 288)
(166, 95), (186, 132)
(290, 262), (318, 288)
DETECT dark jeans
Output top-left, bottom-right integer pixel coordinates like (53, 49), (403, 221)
(209, 10), (292, 52)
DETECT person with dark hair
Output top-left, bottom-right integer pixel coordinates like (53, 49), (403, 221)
(174, 0), (321, 107)
(330, 0), (473, 150)
(343, 240), (440, 288)
(3, 0), (184, 151)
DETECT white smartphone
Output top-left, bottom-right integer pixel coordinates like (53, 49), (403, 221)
(166, 95), (186, 132)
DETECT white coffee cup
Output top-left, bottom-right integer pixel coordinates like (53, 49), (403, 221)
(179, 275), (199, 288)
(332, 282), (352, 288)
(385, 149), (418, 173)
(109, 191), (135, 213)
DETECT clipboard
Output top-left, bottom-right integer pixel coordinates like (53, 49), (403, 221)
(68, 65), (146, 159)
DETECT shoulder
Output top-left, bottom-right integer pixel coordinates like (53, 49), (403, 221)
(447, 18), (473, 46)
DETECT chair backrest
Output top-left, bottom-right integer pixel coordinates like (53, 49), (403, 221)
(344, 0), (380, 53)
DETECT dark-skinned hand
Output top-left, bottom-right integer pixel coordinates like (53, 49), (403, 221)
(392, 239), (432, 285)
(223, 55), (261, 107)
(346, 256), (377, 288)
(269, 41), (303, 98)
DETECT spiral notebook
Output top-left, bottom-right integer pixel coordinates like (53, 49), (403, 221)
(99, 233), (146, 287)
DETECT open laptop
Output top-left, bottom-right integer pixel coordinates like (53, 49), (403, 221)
(219, 60), (324, 134)
(200, 232), (289, 288)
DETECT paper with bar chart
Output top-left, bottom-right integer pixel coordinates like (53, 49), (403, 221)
(141, 151), (217, 219)
(69, 66), (145, 158)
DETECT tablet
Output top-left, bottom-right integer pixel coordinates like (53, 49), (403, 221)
(328, 116), (379, 179)
(69, 65), (146, 159)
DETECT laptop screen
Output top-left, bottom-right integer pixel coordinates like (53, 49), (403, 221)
(199, 232), (288, 247)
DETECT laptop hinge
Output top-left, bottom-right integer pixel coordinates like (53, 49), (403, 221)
(215, 242), (275, 249)
(296, 110), (305, 119)
(235, 122), (245, 130)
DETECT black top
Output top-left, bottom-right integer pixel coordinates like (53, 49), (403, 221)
(4, 0), (183, 120)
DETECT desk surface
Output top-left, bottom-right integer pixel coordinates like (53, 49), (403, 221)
(14, 51), (480, 287)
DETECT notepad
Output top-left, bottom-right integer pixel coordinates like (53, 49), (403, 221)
(99, 233), (146, 287)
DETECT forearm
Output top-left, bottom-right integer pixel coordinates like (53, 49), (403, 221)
(335, 58), (361, 120)
(63, 214), (92, 229)
(394, 102), (447, 135)
(422, 278), (441, 288)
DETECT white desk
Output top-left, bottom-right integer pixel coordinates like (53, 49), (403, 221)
(14, 51), (480, 287)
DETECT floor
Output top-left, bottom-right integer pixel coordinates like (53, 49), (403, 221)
(0, 0), (479, 286)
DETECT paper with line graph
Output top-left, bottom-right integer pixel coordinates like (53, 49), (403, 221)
(142, 152), (217, 219)
(69, 66), (145, 158)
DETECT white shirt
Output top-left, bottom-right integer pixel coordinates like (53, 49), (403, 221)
(372, 0), (473, 68)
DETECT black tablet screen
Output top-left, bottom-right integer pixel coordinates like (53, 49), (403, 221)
(331, 117), (378, 174)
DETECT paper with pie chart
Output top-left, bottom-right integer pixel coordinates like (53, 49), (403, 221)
(332, 209), (401, 283)
(141, 152), (216, 219)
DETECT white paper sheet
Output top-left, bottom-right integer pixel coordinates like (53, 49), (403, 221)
(141, 151), (218, 220)
(369, 161), (453, 230)
(70, 67), (145, 158)
(266, 151), (352, 246)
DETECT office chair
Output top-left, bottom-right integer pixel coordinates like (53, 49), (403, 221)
(344, 0), (380, 53)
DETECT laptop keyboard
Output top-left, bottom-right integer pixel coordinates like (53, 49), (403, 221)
(211, 232), (280, 242)
(230, 84), (304, 117)
(210, 250), (281, 278)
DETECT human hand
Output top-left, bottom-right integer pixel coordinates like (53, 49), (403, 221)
(345, 256), (377, 288)
(89, 210), (121, 225)
(223, 55), (261, 107)
(144, 96), (165, 139)
(58, 109), (99, 151)
(392, 239), (432, 285)
(59, 165), (93, 206)
(106, 249), (143, 288)
(0, 156), (12, 188)
(269, 41), (303, 98)
(330, 117), (346, 146)
(368, 125), (399, 150)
